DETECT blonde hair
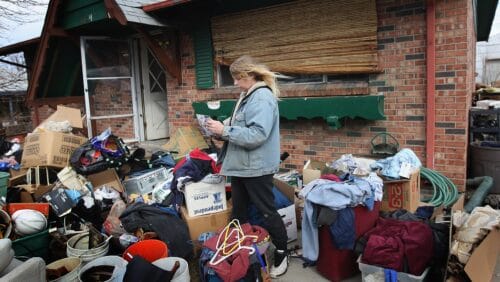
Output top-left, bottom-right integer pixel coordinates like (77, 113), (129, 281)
(230, 55), (280, 98)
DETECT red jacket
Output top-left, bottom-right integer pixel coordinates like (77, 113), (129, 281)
(362, 217), (433, 275)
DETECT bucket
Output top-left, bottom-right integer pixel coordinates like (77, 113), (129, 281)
(78, 256), (127, 282)
(0, 209), (12, 239)
(152, 257), (190, 282)
(67, 232), (109, 263)
(470, 144), (500, 194)
(47, 257), (82, 282)
(122, 239), (168, 262)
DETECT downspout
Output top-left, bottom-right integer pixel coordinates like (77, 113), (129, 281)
(426, 0), (436, 169)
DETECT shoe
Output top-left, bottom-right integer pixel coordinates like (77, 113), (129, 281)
(270, 249), (289, 278)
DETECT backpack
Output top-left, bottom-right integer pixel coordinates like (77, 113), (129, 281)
(70, 135), (129, 175)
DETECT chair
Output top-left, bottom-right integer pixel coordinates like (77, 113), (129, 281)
(0, 239), (46, 282)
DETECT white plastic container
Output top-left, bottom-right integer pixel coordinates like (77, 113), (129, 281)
(78, 256), (127, 282)
(357, 256), (429, 282)
(67, 232), (109, 263)
(152, 257), (190, 282)
(47, 257), (82, 282)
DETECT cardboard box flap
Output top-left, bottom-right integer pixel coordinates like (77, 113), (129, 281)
(38, 105), (83, 129)
(162, 126), (208, 158)
(87, 169), (124, 193)
(464, 228), (500, 282)
(303, 159), (329, 185)
(273, 178), (295, 202)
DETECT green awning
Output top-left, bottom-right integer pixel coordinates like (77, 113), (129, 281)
(192, 95), (385, 130)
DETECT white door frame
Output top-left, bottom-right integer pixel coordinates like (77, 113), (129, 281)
(134, 40), (169, 141)
(80, 36), (140, 142)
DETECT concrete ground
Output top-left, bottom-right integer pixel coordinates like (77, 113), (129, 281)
(135, 140), (500, 282)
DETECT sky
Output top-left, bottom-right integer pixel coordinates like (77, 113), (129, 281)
(0, 1), (499, 47)
(0, 1), (49, 47)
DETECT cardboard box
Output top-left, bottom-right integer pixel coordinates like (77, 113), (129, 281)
(462, 228), (499, 281)
(380, 170), (420, 212)
(162, 126), (208, 160)
(180, 203), (232, 242)
(8, 168), (28, 187)
(36, 105), (83, 131)
(302, 160), (328, 185)
(184, 175), (227, 217)
(273, 178), (298, 242)
(180, 203), (232, 255)
(444, 195), (499, 282)
(21, 131), (87, 168)
(87, 169), (124, 193)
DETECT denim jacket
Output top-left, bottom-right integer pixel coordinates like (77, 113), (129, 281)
(220, 86), (280, 177)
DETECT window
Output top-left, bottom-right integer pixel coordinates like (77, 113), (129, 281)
(218, 65), (326, 87)
(218, 64), (234, 87)
(278, 73), (325, 84)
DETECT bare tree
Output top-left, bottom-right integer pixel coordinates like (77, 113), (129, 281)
(0, 0), (48, 92)
(0, 53), (27, 91)
(0, 0), (48, 41)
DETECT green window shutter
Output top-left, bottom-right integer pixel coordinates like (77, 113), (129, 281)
(192, 22), (214, 89)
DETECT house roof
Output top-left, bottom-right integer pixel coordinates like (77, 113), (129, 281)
(0, 38), (40, 57)
(112, 0), (166, 26)
(142, 0), (193, 12)
(477, 0), (499, 41)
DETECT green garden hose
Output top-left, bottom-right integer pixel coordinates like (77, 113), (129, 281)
(420, 167), (459, 207)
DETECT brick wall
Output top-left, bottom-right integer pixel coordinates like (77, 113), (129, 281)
(167, 0), (473, 190)
(30, 0), (474, 190)
(433, 0), (475, 189)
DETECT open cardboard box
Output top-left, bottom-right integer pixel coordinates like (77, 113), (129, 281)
(36, 105), (84, 131)
(380, 170), (421, 212)
(162, 126), (208, 160)
(87, 169), (124, 193)
(273, 178), (298, 242)
(302, 159), (328, 185)
(22, 105), (87, 168)
(446, 195), (499, 281)
(463, 228), (499, 281)
(180, 202), (232, 255)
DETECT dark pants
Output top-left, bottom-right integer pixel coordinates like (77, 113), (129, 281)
(231, 174), (288, 251)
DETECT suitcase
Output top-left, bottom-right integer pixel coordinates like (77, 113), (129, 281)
(316, 201), (380, 281)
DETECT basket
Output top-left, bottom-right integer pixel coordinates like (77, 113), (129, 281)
(357, 256), (429, 282)
(12, 229), (50, 259)
(370, 133), (399, 157)
(0, 171), (9, 198)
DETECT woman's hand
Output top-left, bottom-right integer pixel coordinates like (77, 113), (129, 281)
(205, 118), (225, 136)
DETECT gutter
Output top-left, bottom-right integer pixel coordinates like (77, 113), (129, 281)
(426, 0), (436, 169)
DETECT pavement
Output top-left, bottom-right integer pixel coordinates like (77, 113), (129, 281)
(135, 139), (500, 282)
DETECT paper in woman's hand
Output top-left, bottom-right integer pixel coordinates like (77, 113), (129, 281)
(196, 114), (213, 136)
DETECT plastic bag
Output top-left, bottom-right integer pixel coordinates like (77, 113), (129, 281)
(103, 199), (127, 236)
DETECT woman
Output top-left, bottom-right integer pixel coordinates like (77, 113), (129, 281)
(205, 55), (288, 278)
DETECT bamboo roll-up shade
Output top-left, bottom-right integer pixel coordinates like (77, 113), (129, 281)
(211, 0), (378, 74)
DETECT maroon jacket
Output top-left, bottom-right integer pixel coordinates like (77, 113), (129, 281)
(362, 217), (433, 276)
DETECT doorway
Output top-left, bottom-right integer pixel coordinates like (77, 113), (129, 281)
(139, 41), (169, 140)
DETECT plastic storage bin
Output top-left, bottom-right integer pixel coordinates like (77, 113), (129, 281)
(7, 203), (50, 217)
(316, 202), (380, 281)
(12, 229), (50, 259)
(0, 171), (9, 198)
(357, 256), (430, 282)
